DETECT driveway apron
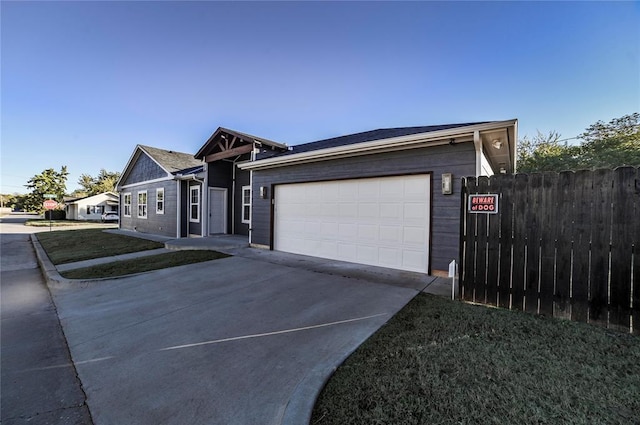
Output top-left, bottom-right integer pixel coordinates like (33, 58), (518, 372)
(50, 255), (417, 425)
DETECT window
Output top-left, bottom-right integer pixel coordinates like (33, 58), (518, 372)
(241, 186), (251, 224)
(190, 186), (200, 222)
(88, 205), (104, 215)
(156, 188), (164, 214)
(87, 206), (91, 215)
(138, 191), (147, 218)
(123, 193), (131, 217)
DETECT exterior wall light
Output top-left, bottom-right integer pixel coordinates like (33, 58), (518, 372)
(442, 173), (453, 195)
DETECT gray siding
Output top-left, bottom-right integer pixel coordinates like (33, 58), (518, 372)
(207, 156), (250, 236)
(234, 168), (250, 236)
(122, 152), (168, 185)
(120, 180), (178, 237)
(251, 142), (476, 272)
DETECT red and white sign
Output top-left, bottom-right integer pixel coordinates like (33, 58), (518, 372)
(43, 200), (58, 210)
(468, 194), (498, 214)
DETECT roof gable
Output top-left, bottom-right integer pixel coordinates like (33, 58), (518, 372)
(116, 145), (202, 188)
(195, 127), (287, 161)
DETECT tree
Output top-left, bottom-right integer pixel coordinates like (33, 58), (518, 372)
(579, 112), (640, 169)
(23, 166), (69, 212)
(517, 113), (640, 172)
(76, 169), (121, 196)
(516, 131), (581, 173)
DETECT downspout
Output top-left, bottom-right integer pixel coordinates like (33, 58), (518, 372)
(231, 158), (236, 235)
(202, 161), (208, 237)
(473, 130), (482, 177)
(176, 179), (181, 238)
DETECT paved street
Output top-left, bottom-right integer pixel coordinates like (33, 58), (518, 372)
(1, 214), (93, 424)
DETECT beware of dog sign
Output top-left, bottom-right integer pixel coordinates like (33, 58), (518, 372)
(468, 194), (498, 214)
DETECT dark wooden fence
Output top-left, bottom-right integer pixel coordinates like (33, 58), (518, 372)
(459, 167), (640, 335)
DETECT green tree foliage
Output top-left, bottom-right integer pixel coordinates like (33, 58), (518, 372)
(1, 193), (29, 211)
(517, 112), (640, 173)
(24, 166), (69, 212)
(76, 169), (121, 196)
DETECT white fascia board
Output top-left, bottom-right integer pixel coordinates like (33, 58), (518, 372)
(239, 120), (517, 171)
(117, 176), (174, 190)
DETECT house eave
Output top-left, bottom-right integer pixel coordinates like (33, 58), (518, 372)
(239, 120), (518, 171)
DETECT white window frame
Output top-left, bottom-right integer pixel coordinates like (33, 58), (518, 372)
(156, 188), (164, 214)
(137, 190), (147, 219)
(241, 185), (251, 224)
(189, 186), (200, 223)
(123, 193), (132, 217)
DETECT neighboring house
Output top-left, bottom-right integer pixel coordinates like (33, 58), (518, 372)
(115, 145), (204, 238)
(65, 192), (119, 221)
(117, 120), (517, 274)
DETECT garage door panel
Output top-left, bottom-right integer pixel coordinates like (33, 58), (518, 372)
(379, 225), (402, 244)
(275, 175), (430, 273)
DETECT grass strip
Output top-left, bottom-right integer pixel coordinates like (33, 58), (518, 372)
(312, 293), (640, 425)
(26, 219), (114, 227)
(61, 250), (230, 279)
(37, 228), (163, 264)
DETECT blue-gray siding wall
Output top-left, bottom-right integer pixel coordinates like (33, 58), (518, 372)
(122, 152), (168, 185)
(207, 157), (250, 236)
(120, 180), (178, 237)
(251, 142), (476, 272)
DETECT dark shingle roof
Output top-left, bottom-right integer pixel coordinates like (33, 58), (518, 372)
(278, 122), (488, 156)
(139, 145), (202, 174)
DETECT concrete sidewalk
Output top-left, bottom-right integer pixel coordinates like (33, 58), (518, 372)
(56, 248), (171, 272)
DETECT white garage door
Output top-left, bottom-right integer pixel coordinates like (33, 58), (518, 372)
(274, 175), (430, 273)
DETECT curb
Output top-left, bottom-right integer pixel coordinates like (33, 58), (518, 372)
(30, 234), (134, 288)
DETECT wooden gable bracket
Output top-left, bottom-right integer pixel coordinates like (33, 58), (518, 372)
(205, 143), (253, 162)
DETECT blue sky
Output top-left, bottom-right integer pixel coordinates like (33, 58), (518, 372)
(2, 1), (638, 194)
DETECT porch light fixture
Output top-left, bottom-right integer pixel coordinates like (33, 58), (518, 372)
(492, 139), (503, 150)
(260, 186), (268, 199)
(442, 173), (453, 195)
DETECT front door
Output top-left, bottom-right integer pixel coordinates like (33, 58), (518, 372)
(209, 188), (227, 234)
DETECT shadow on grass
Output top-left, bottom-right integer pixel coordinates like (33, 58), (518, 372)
(312, 293), (640, 425)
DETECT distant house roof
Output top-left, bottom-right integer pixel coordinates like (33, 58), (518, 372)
(278, 122), (488, 157)
(64, 192), (119, 205)
(139, 145), (202, 174)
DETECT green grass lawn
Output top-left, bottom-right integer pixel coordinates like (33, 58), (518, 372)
(61, 250), (230, 279)
(25, 219), (114, 227)
(312, 293), (640, 425)
(37, 228), (164, 264)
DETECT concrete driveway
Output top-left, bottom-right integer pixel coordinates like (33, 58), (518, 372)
(50, 252), (419, 424)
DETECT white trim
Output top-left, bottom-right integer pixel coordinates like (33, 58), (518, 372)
(137, 190), (147, 219)
(189, 186), (200, 223)
(176, 181), (181, 238)
(123, 193), (132, 217)
(249, 170), (253, 245)
(118, 176), (173, 190)
(241, 185), (251, 224)
(239, 120), (517, 171)
(156, 187), (165, 214)
(474, 130), (482, 177)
